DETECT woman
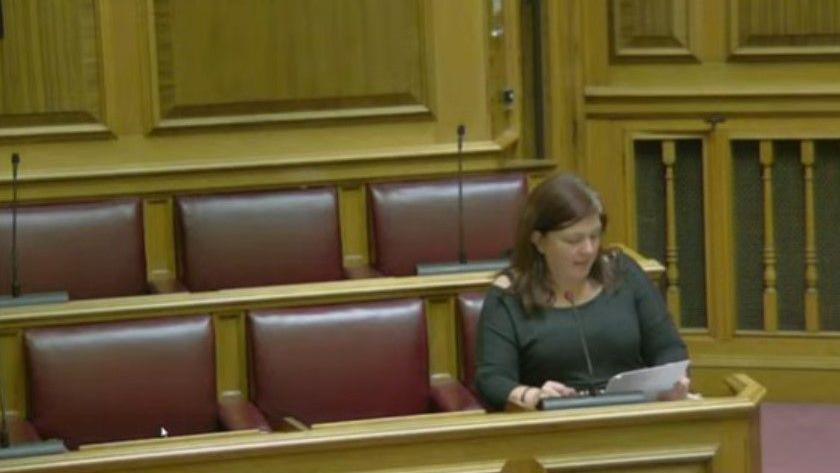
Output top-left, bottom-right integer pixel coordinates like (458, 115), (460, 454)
(475, 173), (689, 410)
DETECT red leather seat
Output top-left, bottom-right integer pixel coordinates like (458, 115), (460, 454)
(0, 199), (147, 299)
(22, 316), (268, 449)
(457, 292), (485, 395)
(368, 174), (527, 276)
(174, 187), (345, 291)
(248, 299), (481, 427)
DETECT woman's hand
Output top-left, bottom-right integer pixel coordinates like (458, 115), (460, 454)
(508, 380), (578, 410)
(658, 376), (691, 401)
(539, 380), (578, 398)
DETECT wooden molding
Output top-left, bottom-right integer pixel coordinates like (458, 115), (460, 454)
(585, 85), (840, 117)
(0, 141), (553, 203)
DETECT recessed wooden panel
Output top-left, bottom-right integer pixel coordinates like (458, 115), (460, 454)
(610, 0), (695, 59)
(150, 0), (432, 130)
(0, 0), (106, 138)
(539, 446), (715, 472)
(730, 0), (840, 57)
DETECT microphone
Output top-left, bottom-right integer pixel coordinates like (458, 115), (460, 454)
(0, 154), (69, 309)
(415, 125), (509, 276)
(564, 290), (597, 395)
(456, 124), (466, 264)
(537, 290), (649, 410)
(10, 153), (20, 298)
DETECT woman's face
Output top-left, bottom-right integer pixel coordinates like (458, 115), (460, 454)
(531, 213), (602, 287)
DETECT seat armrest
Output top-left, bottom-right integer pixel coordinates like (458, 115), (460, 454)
(343, 265), (382, 279)
(429, 377), (484, 412)
(7, 416), (42, 444)
(218, 393), (271, 432)
(147, 275), (188, 294)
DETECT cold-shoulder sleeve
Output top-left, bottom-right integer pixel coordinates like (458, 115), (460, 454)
(475, 286), (522, 410)
(622, 254), (689, 365)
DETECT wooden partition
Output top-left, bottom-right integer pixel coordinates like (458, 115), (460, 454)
(570, 0), (840, 402)
(0, 374), (764, 473)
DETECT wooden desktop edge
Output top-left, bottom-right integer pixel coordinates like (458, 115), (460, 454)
(0, 374), (764, 473)
(78, 429), (265, 451)
(0, 245), (660, 325)
(311, 409), (487, 430)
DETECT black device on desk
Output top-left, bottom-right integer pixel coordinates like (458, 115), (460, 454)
(538, 391), (647, 411)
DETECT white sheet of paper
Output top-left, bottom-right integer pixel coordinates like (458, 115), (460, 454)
(604, 360), (690, 399)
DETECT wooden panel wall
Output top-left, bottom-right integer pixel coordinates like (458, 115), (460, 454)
(575, 0), (840, 402)
(0, 0), (546, 204)
(0, 0), (558, 284)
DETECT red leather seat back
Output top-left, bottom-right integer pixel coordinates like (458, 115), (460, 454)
(248, 299), (430, 426)
(0, 199), (147, 299)
(25, 316), (218, 449)
(175, 187), (344, 291)
(369, 174), (527, 276)
(457, 292), (485, 393)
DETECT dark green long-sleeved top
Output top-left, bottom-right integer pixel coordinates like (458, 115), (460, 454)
(475, 254), (688, 410)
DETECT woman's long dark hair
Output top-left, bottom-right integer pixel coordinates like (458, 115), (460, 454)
(508, 173), (618, 313)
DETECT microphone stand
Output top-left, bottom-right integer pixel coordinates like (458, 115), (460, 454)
(456, 125), (466, 265)
(564, 291), (598, 396)
(537, 292), (647, 411)
(0, 154), (69, 309)
(10, 153), (20, 298)
(415, 125), (509, 276)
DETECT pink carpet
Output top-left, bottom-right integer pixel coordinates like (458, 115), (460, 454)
(761, 403), (840, 473)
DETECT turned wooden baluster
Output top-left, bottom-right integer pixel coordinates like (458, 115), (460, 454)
(801, 140), (820, 332)
(760, 141), (778, 332)
(662, 140), (681, 326)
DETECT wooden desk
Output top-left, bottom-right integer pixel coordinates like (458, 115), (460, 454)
(0, 374), (764, 473)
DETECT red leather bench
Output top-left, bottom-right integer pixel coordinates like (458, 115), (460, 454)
(248, 299), (482, 427)
(0, 199), (147, 300)
(174, 187), (346, 291)
(368, 174), (527, 276)
(20, 316), (267, 449)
